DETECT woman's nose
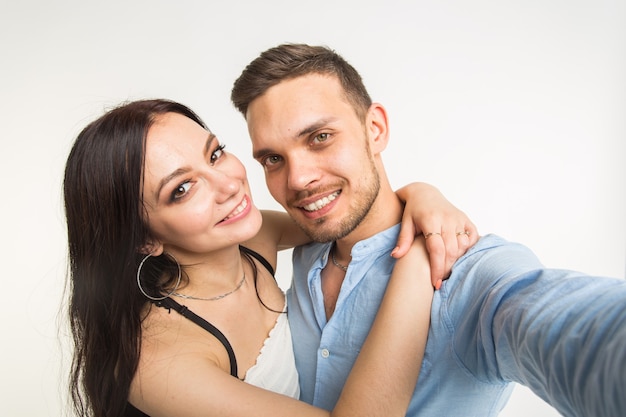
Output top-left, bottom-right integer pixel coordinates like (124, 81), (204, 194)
(208, 169), (239, 203)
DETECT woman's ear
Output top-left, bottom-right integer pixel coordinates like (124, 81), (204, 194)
(138, 240), (164, 256)
(365, 103), (390, 155)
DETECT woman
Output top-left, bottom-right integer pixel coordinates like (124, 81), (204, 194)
(64, 99), (476, 417)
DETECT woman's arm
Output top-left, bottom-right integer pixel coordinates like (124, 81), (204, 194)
(241, 210), (311, 271)
(130, 240), (432, 417)
(394, 182), (479, 288)
(249, 184), (477, 289)
(332, 237), (433, 416)
(259, 210), (311, 251)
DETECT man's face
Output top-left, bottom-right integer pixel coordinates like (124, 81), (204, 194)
(246, 73), (381, 242)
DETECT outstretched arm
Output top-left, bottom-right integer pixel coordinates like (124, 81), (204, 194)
(394, 182), (478, 288)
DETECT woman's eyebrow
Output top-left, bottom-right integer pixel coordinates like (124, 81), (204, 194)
(155, 132), (216, 201)
(204, 132), (217, 156)
(155, 168), (187, 201)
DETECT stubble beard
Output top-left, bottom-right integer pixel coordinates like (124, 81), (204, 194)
(295, 162), (381, 243)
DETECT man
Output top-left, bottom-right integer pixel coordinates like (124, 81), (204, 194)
(231, 43), (626, 416)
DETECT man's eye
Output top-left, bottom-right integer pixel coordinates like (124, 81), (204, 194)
(263, 155), (282, 167)
(313, 133), (329, 144)
(171, 181), (192, 201)
(210, 144), (226, 164)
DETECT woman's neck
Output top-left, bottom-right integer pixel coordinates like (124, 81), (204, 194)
(171, 245), (247, 298)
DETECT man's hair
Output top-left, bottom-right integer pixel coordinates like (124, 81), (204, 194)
(231, 43), (372, 120)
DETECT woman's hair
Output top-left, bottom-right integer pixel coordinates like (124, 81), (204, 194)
(231, 43), (372, 121)
(63, 99), (206, 417)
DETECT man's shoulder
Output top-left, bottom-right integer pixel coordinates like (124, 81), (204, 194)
(443, 234), (543, 296)
(459, 234), (538, 264)
(465, 234), (511, 253)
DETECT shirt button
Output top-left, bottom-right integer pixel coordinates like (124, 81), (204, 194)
(321, 348), (330, 358)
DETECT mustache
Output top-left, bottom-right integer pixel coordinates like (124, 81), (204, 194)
(287, 183), (343, 206)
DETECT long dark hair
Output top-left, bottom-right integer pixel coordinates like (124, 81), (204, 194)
(63, 99), (207, 417)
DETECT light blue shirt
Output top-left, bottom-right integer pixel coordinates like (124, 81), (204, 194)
(287, 227), (626, 416)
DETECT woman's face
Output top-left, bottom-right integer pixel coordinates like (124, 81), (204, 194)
(141, 112), (262, 262)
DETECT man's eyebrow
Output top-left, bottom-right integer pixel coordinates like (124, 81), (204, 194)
(155, 132), (216, 200)
(296, 119), (329, 138)
(251, 118), (335, 160)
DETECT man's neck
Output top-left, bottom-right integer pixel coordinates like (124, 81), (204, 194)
(334, 184), (403, 259)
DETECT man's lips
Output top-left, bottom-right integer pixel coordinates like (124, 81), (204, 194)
(299, 191), (340, 212)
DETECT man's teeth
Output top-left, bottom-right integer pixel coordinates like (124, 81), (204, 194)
(303, 192), (339, 212)
(223, 198), (248, 221)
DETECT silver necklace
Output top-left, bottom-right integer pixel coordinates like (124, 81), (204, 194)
(172, 273), (246, 301)
(331, 250), (349, 272)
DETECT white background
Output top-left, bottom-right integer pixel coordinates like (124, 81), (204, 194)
(1, 1), (624, 416)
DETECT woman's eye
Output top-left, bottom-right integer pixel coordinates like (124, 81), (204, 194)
(171, 181), (192, 201)
(210, 144), (226, 164)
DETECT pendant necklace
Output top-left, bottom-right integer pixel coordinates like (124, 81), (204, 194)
(331, 247), (349, 272)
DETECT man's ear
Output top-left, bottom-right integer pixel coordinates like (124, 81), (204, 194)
(365, 103), (390, 154)
(138, 240), (164, 256)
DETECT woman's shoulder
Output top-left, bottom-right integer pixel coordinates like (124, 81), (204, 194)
(139, 304), (227, 366)
(129, 308), (238, 415)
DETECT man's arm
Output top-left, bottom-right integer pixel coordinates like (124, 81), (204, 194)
(451, 237), (626, 417)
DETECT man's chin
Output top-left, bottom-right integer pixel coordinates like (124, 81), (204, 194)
(306, 231), (340, 244)
(296, 217), (354, 243)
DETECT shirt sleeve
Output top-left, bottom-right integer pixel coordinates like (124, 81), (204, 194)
(444, 235), (626, 417)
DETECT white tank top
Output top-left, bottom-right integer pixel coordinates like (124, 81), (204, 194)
(244, 310), (300, 398)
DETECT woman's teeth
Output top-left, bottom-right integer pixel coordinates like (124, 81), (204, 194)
(222, 198), (248, 221)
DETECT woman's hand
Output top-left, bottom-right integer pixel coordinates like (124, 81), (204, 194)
(392, 182), (478, 289)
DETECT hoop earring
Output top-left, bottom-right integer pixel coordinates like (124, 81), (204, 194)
(136, 253), (182, 301)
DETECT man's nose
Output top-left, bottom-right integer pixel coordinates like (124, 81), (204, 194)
(286, 156), (320, 190)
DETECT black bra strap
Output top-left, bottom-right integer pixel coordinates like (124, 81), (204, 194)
(152, 247), (276, 379)
(155, 297), (238, 378)
(240, 245), (275, 276)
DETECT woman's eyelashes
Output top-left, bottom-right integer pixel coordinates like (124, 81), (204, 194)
(168, 143), (227, 203)
(170, 180), (193, 202)
(210, 144), (226, 165)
